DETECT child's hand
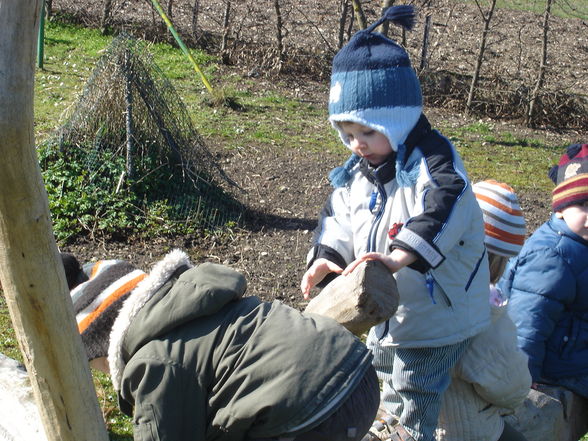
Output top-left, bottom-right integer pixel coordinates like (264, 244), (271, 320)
(343, 249), (416, 275)
(300, 258), (344, 299)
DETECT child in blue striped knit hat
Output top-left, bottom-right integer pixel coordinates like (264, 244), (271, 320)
(301, 6), (491, 441)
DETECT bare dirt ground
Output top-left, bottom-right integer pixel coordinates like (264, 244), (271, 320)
(60, 0), (587, 309)
(65, 98), (566, 310)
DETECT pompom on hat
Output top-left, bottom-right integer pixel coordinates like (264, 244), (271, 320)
(328, 5), (422, 153)
(473, 180), (527, 257)
(549, 143), (588, 212)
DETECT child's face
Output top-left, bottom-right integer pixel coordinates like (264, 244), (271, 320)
(339, 121), (393, 166)
(557, 201), (588, 241)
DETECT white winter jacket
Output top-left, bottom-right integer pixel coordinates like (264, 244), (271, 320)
(308, 116), (491, 347)
(436, 301), (532, 441)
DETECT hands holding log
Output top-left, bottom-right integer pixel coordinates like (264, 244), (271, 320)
(302, 250), (415, 336)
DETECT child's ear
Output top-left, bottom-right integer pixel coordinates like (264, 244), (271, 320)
(555, 211), (564, 219)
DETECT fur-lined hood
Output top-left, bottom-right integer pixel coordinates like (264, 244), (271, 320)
(107, 250), (249, 391)
(107, 249), (193, 390)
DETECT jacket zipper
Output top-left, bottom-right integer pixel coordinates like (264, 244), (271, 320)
(465, 249), (486, 292)
(425, 271), (452, 307)
(367, 183), (387, 252)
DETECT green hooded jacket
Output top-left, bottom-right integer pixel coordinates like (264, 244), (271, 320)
(106, 250), (373, 441)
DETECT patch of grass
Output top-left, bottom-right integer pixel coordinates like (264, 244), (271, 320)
(93, 371), (133, 439)
(458, 0), (588, 19)
(443, 124), (564, 191)
(190, 85), (339, 154)
(36, 22), (112, 140)
(0, 295), (20, 361)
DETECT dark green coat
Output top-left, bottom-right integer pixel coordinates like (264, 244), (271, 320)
(107, 250), (372, 441)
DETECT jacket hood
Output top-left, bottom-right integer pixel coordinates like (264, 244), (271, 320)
(107, 249), (247, 391)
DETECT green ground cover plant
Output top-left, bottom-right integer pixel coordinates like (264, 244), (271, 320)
(1, 15), (585, 441)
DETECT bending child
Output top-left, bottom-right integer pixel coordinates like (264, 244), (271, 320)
(301, 6), (491, 441)
(63, 250), (380, 441)
(435, 180), (531, 441)
(499, 143), (588, 399)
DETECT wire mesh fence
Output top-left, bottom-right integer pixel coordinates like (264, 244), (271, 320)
(42, 34), (243, 240)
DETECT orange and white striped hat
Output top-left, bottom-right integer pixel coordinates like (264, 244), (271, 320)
(71, 259), (146, 360)
(473, 180), (527, 257)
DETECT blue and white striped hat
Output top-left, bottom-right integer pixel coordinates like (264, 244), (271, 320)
(329, 5), (422, 152)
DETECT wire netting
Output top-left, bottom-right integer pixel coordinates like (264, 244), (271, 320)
(49, 33), (243, 232)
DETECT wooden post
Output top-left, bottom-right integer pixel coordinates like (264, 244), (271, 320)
(0, 2), (109, 441)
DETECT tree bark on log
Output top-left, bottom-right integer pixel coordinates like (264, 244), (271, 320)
(0, 2), (109, 440)
(305, 260), (399, 336)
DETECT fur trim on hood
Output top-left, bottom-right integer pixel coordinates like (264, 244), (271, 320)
(107, 249), (192, 391)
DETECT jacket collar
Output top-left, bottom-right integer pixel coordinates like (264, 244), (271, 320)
(403, 113), (432, 157)
(549, 213), (588, 246)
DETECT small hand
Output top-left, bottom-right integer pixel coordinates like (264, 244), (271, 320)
(343, 249), (417, 275)
(300, 258), (343, 299)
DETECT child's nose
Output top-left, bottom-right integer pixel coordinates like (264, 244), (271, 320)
(353, 138), (367, 150)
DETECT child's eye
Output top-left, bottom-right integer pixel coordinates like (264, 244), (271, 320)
(363, 130), (375, 136)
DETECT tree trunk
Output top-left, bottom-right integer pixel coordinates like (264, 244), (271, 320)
(221, 0), (231, 60)
(191, 0), (200, 43)
(466, 0), (497, 115)
(166, 0), (174, 43)
(100, 0), (112, 34)
(274, 0), (284, 72)
(378, 0), (394, 36)
(0, 2), (109, 441)
(351, 0), (367, 30)
(419, 14), (431, 71)
(337, 0), (349, 49)
(527, 0), (552, 127)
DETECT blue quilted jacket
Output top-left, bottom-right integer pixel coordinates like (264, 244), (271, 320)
(498, 214), (588, 382)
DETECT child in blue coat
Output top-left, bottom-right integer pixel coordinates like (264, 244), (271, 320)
(301, 6), (490, 441)
(499, 143), (588, 398)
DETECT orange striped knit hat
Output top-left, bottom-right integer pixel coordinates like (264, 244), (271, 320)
(550, 143), (588, 212)
(70, 259), (146, 360)
(473, 180), (527, 257)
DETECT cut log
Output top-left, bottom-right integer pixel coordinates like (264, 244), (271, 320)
(505, 384), (588, 441)
(305, 260), (399, 336)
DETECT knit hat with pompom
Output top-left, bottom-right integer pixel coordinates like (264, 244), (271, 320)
(328, 5), (421, 188)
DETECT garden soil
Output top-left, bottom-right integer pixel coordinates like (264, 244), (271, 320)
(66, 94), (563, 311)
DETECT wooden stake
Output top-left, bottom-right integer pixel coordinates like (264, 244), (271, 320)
(0, 2), (109, 440)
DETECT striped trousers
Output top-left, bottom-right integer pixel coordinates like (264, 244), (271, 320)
(367, 329), (470, 441)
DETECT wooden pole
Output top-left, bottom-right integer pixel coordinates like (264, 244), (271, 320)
(0, 2), (109, 441)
